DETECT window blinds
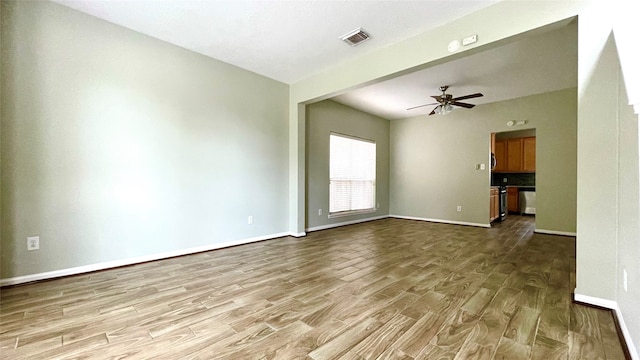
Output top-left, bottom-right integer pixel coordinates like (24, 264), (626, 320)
(329, 134), (376, 214)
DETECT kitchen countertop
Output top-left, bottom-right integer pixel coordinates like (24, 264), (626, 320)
(490, 185), (536, 190)
(506, 186), (536, 191)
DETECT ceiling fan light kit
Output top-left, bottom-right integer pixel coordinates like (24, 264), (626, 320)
(434, 103), (454, 115)
(407, 85), (483, 116)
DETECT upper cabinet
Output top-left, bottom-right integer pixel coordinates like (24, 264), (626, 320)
(522, 137), (536, 172)
(493, 136), (535, 173)
(494, 139), (507, 172)
(506, 138), (523, 171)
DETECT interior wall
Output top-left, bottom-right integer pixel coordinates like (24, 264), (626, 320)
(0, 1), (289, 280)
(575, 7), (619, 301)
(616, 49), (640, 353)
(613, 11), (640, 112)
(575, 8), (639, 355)
(389, 110), (491, 226)
(390, 88), (577, 232)
(0, 1), (4, 273)
(306, 100), (389, 230)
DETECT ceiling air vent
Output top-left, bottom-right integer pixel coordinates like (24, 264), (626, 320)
(340, 28), (370, 46)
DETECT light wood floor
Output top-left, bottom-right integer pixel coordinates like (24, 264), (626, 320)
(0, 216), (628, 359)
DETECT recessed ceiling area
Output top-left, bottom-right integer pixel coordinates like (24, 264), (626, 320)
(331, 20), (578, 120)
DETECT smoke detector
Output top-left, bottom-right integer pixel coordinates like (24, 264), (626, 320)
(339, 28), (370, 46)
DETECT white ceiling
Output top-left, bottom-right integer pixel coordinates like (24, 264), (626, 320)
(52, 0), (499, 84)
(332, 20), (578, 119)
(52, 0), (577, 120)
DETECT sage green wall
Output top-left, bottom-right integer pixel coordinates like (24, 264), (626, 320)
(389, 112), (491, 226)
(0, 1), (289, 279)
(306, 100), (389, 230)
(390, 88), (577, 232)
(616, 57), (640, 354)
(575, 28), (619, 301)
(0, 1), (4, 273)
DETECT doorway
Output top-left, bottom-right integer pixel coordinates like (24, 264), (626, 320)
(491, 129), (536, 224)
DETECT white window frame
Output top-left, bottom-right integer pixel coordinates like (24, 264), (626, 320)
(329, 132), (377, 218)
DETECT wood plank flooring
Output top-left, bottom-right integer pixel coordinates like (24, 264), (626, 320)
(0, 216), (628, 359)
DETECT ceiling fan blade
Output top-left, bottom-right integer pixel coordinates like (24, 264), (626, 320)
(431, 95), (443, 102)
(428, 108), (437, 116)
(451, 102), (475, 108)
(406, 102), (439, 111)
(452, 93), (483, 101)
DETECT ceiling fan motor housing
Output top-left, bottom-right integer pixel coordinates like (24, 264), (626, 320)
(405, 86), (483, 114)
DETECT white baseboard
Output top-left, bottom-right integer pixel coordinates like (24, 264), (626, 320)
(0, 231), (292, 287)
(534, 228), (577, 236)
(574, 293), (618, 309)
(306, 215), (389, 232)
(389, 215), (490, 228)
(574, 293), (639, 360)
(289, 232), (306, 238)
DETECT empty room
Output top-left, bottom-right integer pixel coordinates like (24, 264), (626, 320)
(1, 1), (638, 359)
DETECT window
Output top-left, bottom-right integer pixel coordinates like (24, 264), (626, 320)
(329, 133), (376, 216)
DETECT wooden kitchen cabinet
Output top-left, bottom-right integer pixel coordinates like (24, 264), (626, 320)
(490, 188), (499, 222)
(493, 136), (535, 173)
(506, 139), (523, 171)
(493, 140), (507, 172)
(507, 187), (519, 213)
(522, 137), (536, 172)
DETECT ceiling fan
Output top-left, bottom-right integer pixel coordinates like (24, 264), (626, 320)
(407, 85), (483, 115)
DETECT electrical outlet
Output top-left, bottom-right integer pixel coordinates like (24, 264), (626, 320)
(457, 206), (462, 212)
(247, 216), (253, 225)
(480, 163), (486, 170)
(623, 269), (628, 292)
(27, 236), (39, 251)
(318, 209), (322, 216)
